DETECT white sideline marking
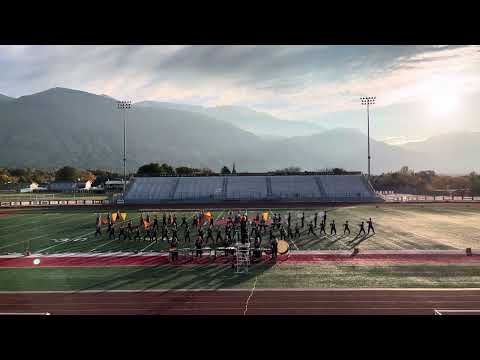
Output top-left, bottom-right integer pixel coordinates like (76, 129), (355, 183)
(243, 276), (258, 316)
(434, 309), (480, 315)
(0, 312), (50, 315)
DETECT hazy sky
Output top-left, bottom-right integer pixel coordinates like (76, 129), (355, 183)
(1, 45), (480, 144)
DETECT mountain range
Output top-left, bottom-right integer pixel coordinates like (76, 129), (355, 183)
(0, 87), (478, 174)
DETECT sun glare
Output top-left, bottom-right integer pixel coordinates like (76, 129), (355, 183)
(427, 87), (460, 117)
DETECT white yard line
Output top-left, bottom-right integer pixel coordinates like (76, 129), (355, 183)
(243, 276), (258, 316)
(0, 212), (80, 232)
(89, 239), (118, 252)
(0, 213), (93, 251)
(139, 241), (156, 252)
(37, 229), (97, 253)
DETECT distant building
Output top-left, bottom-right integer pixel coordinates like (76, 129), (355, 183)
(19, 182), (39, 193)
(105, 180), (125, 192)
(48, 181), (77, 192)
(77, 180), (92, 191)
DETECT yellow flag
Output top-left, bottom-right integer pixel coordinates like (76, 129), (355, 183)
(120, 212), (127, 221)
(262, 211), (269, 221)
(111, 213), (118, 223)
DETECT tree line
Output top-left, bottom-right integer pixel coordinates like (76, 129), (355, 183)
(371, 166), (480, 196)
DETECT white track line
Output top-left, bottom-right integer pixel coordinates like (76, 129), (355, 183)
(2, 288), (480, 294)
(243, 276), (258, 316)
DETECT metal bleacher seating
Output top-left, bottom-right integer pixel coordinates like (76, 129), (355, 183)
(226, 176), (268, 200)
(270, 175), (320, 199)
(123, 175), (380, 203)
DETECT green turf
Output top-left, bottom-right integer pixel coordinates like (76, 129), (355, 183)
(1, 204), (480, 254)
(2, 264), (480, 291)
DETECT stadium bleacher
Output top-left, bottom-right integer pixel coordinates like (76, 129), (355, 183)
(270, 175), (319, 199)
(226, 176), (268, 200)
(173, 176), (224, 201)
(123, 175), (381, 204)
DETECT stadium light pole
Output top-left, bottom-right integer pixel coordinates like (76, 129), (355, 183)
(117, 100), (132, 198)
(360, 96), (375, 180)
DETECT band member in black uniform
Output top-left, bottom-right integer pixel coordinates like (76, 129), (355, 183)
(343, 221), (351, 235)
(270, 237), (278, 260)
(358, 221), (366, 236)
(170, 235), (179, 262)
(308, 222), (316, 235)
(279, 225), (286, 239)
(108, 224), (115, 240)
(330, 220), (337, 235)
(181, 216), (187, 227)
(287, 225), (294, 239)
(314, 213), (318, 228)
(301, 212), (305, 228)
(195, 236), (203, 257)
(95, 223), (102, 237)
(162, 225), (168, 242)
(134, 226), (141, 241)
(216, 227), (223, 244)
(367, 218), (375, 234)
(319, 221), (326, 235)
(206, 226), (214, 244)
(152, 216), (159, 231)
(127, 220), (133, 240)
(184, 225), (191, 243)
(294, 223), (301, 238)
(163, 213), (167, 226)
(171, 227), (178, 244)
(287, 212), (291, 228)
(118, 226), (127, 241)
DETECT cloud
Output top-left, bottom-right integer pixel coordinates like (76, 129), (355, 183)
(0, 45), (479, 127)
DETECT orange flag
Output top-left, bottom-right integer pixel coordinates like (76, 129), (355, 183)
(120, 212), (127, 221)
(111, 213), (118, 223)
(143, 220), (150, 229)
(262, 211), (269, 221)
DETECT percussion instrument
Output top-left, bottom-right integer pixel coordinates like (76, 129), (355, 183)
(277, 240), (289, 255)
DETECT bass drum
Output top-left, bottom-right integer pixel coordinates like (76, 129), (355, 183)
(277, 240), (289, 255)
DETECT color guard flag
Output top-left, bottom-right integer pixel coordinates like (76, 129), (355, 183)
(120, 212), (127, 221)
(262, 211), (269, 221)
(111, 212), (118, 223)
(203, 211), (212, 222)
(143, 220), (150, 229)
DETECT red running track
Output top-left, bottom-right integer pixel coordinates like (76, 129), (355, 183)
(1, 289), (480, 315)
(1, 251), (480, 268)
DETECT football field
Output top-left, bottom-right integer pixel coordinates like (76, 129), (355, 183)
(1, 203), (480, 255)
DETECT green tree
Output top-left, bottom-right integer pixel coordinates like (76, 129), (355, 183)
(175, 166), (195, 176)
(137, 163), (175, 176)
(221, 166), (231, 175)
(55, 166), (81, 181)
